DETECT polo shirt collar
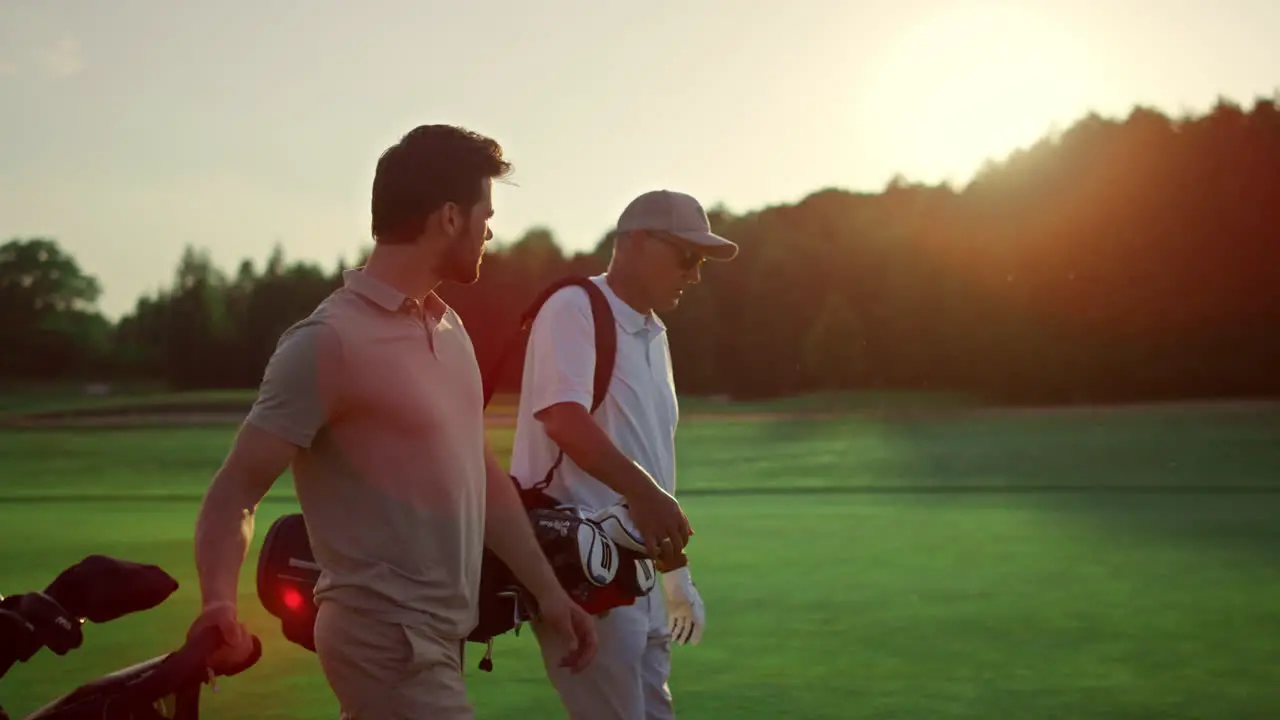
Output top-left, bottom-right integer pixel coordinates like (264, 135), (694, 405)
(344, 268), (405, 311)
(595, 274), (664, 336)
(343, 267), (449, 320)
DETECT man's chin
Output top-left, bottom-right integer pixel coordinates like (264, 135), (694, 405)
(443, 261), (482, 285)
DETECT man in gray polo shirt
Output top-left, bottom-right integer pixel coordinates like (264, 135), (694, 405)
(187, 125), (598, 719)
(509, 190), (738, 718)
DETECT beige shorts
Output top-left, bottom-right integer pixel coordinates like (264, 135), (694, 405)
(314, 600), (472, 720)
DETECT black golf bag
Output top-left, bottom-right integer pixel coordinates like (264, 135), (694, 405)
(1, 555), (261, 720)
(256, 276), (656, 671)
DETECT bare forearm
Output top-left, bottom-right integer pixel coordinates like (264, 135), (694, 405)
(482, 447), (562, 601)
(193, 472), (259, 608)
(544, 405), (660, 501)
(193, 423), (294, 608)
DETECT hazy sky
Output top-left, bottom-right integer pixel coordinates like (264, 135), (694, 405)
(2, 0), (1276, 318)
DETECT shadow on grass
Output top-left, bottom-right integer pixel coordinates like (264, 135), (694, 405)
(672, 407), (1280, 493)
(1036, 491), (1280, 566)
(855, 406), (1280, 565)
(641, 407), (1280, 566)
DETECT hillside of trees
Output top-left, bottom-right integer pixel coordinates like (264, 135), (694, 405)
(3, 97), (1279, 405)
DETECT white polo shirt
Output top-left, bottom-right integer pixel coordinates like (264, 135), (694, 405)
(508, 274), (679, 512)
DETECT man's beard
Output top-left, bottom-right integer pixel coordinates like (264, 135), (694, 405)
(442, 217), (481, 285)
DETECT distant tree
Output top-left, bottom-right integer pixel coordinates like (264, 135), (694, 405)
(0, 237), (109, 378)
(163, 246), (233, 388)
(801, 294), (865, 390)
(9, 95), (1280, 402)
(0, 237), (102, 313)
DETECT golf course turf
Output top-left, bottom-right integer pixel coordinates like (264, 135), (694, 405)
(1, 399), (1278, 718)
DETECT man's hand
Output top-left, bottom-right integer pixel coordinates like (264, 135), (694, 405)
(661, 567), (705, 645)
(186, 601), (257, 674)
(627, 484), (693, 560)
(539, 402), (694, 560)
(533, 588), (598, 673)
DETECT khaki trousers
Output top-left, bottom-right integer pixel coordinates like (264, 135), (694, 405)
(314, 600), (472, 720)
(533, 590), (675, 720)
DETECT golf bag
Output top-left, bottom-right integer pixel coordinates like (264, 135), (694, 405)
(1, 555), (261, 720)
(256, 276), (657, 671)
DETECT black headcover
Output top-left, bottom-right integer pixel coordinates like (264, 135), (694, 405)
(43, 555), (179, 624)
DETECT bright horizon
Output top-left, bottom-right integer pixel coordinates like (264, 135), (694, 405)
(3, 0), (1276, 320)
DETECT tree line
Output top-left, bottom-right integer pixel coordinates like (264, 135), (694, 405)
(4, 95), (1279, 405)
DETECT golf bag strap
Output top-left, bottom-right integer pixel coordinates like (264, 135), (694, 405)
(479, 276), (617, 492)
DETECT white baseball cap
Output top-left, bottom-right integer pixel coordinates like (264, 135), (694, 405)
(614, 190), (739, 261)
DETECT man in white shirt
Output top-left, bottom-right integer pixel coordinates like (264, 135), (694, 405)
(508, 189), (738, 719)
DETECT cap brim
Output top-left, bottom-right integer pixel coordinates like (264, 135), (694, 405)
(673, 231), (739, 261)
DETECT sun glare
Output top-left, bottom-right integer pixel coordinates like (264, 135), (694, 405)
(864, 4), (1104, 186)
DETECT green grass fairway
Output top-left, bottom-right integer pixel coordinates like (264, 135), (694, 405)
(2, 405), (1279, 718)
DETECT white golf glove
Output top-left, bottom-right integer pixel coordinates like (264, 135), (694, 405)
(661, 567), (705, 645)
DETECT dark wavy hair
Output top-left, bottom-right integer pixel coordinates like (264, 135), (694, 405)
(370, 124), (513, 244)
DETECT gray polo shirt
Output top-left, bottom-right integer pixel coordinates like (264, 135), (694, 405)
(245, 268), (487, 640)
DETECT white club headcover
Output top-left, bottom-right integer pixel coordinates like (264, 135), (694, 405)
(587, 501), (657, 594)
(575, 521), (619, 587)
(586, 501), (647, 554)
(634, 554), (657, 594)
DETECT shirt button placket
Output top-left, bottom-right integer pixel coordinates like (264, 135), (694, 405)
(638, 326), (652, 369)
(408, 299), (436, 356)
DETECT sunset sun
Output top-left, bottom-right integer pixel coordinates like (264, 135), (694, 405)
(865, 4), (1104, 185)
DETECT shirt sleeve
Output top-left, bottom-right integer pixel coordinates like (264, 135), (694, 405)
(526, 285), (598, 417)
(244, 319), (347, 448)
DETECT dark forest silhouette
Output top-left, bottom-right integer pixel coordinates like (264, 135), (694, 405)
(3, 97), (1279, 405)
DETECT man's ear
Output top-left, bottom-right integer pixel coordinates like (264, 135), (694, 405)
(437, 201), (464, 238)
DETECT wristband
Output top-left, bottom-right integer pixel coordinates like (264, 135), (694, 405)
(656, 552), (688, 573)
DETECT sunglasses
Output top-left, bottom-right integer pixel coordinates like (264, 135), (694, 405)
(649, 233), (706, 271)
